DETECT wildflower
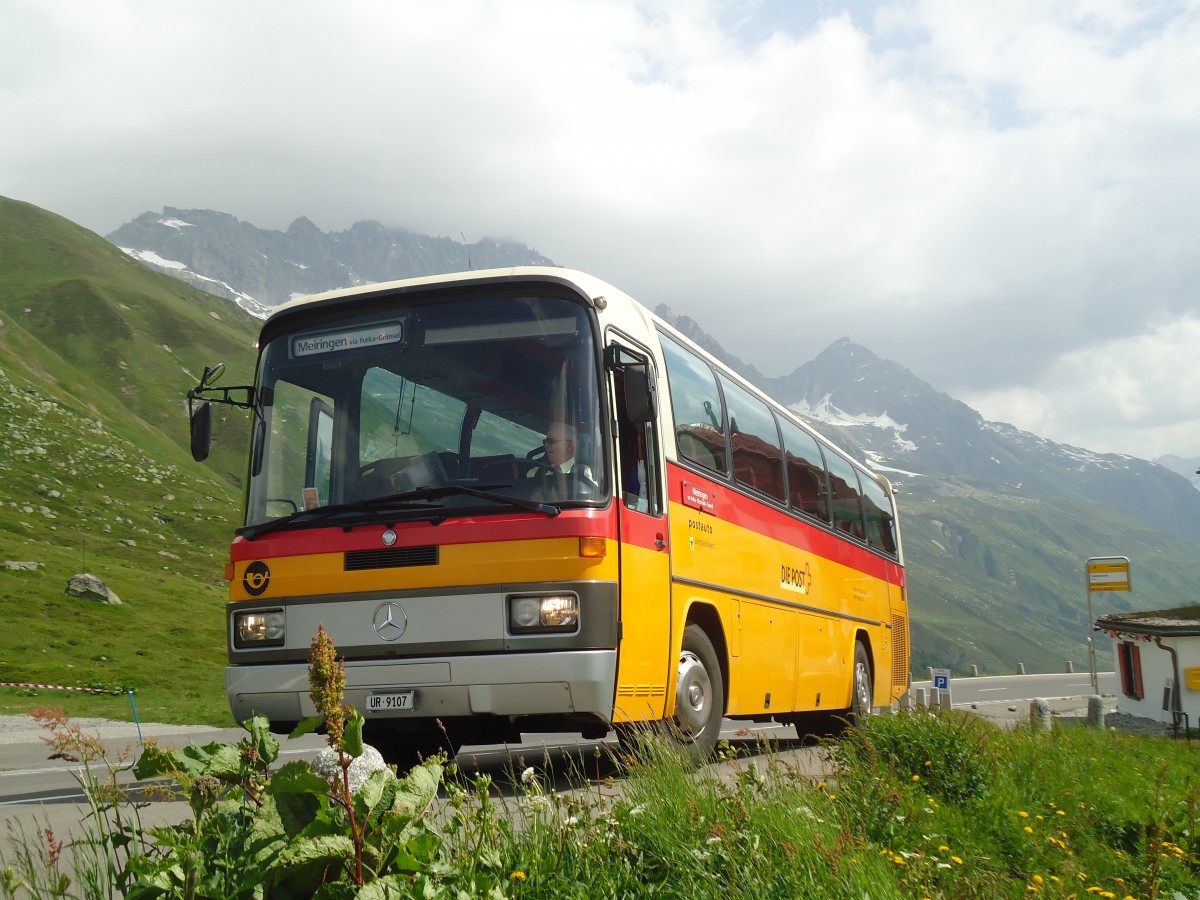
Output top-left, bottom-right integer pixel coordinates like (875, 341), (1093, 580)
(938, 845), (949, 852)
(951, 856), (963, 865)
(912, 774), (921, 782)
(509, 871), (527, 881)
(521, 766), (537, 785)
(1018, 811), (1030, 818)
(1024, 826), (1034, 834)
(1032, 875), (1044, 885)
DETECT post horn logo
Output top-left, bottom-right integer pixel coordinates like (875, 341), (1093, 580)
(243, 561), (271, 596)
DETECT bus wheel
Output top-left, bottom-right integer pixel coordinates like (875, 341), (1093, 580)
(850, 641), (874, 725)
(672, 624), (724, 762)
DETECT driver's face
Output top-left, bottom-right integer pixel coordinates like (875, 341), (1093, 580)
(544, 426), (573, 467)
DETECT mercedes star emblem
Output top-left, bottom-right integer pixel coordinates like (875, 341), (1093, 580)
(372, 601), (408, 641)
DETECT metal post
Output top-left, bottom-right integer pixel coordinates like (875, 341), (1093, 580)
(1086, 578), (1097, 695)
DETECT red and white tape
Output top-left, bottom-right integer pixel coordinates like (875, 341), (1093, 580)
(0, 682), (125, 695)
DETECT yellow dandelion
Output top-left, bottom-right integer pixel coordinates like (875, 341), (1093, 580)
(1024, 826), (1034, 834)
(938, 845), (950, 852)
(1056, 810), (1066, 816)
(912, 774), (920, 782)
(1049, 876), (1060, 883)
(1027, 887), (1040, 894)
(509, 871), (527, 881)
(1032, 875), (1044, 885)
(1086, 887), (1102, 894)
(924, 759), (932, 767)
(1019, 810), (1030, 818)
(952, 856), (963, 865)
(1099, 892), (1115, 899)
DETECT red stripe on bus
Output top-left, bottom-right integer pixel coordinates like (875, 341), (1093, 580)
(230, 507), (617, 561)
(667, 461), (904, 586)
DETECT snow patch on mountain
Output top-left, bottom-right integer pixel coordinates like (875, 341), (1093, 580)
(121, 247), (187, 271)
(117, 246), (272, 319)
(791, 394), (918, 452)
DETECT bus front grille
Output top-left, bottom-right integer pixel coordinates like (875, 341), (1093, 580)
(344, 545), (439, 571)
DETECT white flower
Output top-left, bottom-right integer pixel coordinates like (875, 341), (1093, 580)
(520, 766), (537, 785)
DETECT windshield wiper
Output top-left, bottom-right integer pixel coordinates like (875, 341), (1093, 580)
(365, 484), (559, 518)
(239, 483), (557, 540)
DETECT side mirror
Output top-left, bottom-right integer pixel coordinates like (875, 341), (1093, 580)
(623, 364), (657, 425)
(202, 363), (225, 386)
(190, 401), (212, 462)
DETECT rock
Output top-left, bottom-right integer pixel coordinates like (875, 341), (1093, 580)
(65, 573), (121, 605)
(310, 744), (391, 794)
(3, 561), (41, 571)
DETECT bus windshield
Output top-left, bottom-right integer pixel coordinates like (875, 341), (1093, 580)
(243, 292), (606, 529)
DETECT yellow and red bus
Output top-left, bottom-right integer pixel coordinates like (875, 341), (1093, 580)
(188, 267), (908, 760)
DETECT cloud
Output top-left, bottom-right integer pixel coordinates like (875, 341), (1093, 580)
(1, 0), (1198, 459)
(965, 314), (1200, 459)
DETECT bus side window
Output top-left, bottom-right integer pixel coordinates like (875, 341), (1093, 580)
(860, 475), (898, 555)
(719, 374), (785, 502)
(778, 417), (830, 522)
(612, 354), (661, 516)
(825, 451), (866, 540)
(659, 335), (728, 475)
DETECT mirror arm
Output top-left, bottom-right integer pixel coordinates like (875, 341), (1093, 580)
(187, 384), (255, 409)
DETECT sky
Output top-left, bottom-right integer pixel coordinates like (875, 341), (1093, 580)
(3, 0), (1199, 462)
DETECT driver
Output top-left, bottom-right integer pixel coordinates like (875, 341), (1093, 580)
(531, 423), (593, 498)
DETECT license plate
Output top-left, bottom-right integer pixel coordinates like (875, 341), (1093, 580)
(367, 691), (415, 712)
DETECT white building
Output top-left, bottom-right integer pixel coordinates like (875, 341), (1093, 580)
(1095, 606), (1200, 734)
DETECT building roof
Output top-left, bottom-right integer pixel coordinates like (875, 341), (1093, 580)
(1095, 605), (1200, 637)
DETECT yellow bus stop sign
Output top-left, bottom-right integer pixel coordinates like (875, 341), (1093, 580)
(1087, 559), (1131, 592)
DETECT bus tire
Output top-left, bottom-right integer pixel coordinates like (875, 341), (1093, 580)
(850, 641), (874, 725)
(672, 623), (724, 762)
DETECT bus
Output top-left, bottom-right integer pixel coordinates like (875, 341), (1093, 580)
(188, 267), (909, 761)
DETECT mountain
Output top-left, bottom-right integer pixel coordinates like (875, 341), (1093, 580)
(1155, 455), (1200, 491)
(106, 208), (554, 317)
(773, 339), (1200, 543)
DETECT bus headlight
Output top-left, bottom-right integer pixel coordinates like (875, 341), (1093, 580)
(233, 609), (285, 647)
(509, 594), (579, 633)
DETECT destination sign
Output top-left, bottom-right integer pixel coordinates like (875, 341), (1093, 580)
(293, 321), (403, 358)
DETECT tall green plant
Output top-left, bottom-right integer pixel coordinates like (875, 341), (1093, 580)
(127, 626), (447, 897)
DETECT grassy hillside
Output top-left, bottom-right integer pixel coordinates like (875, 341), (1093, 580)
(900, 477), (1197, 676)
(0, 197), (260, 725)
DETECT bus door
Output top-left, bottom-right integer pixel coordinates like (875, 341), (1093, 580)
(607, 344), (672, 723)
